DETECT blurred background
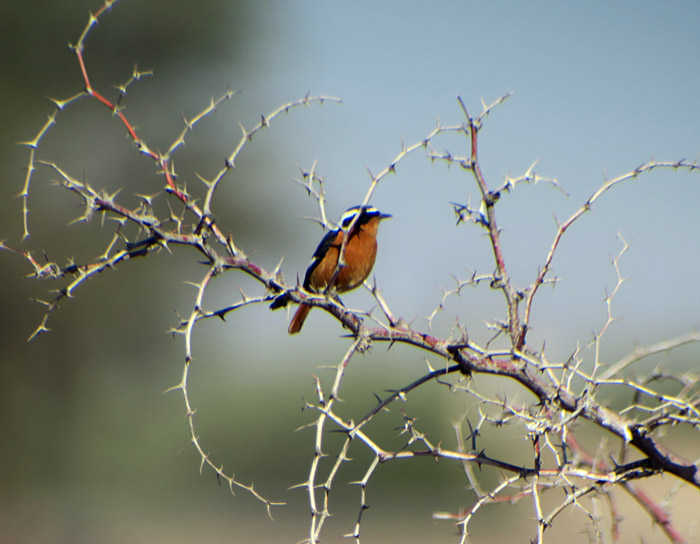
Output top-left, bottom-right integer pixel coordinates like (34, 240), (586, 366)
(1, 1), (699, 542)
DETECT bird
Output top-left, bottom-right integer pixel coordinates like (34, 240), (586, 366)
(271, 205), (391, 334)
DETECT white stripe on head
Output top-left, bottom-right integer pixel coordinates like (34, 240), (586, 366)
(339, 205), (380, 228)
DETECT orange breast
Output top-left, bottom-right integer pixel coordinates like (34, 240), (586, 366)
(308, 228), (378, 293)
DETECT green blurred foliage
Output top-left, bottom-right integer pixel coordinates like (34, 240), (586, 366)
(0, 2), (298, 542)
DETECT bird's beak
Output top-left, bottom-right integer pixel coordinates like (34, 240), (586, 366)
(379, 212), (392, 220)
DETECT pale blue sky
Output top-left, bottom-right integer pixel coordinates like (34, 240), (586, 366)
(202, 1), (700, 360)
(4, 1), (698, 366)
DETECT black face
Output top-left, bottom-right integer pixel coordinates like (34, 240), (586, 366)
(339, 206), (387, 229)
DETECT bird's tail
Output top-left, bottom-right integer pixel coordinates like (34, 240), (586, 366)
(288, 303), (311, 334)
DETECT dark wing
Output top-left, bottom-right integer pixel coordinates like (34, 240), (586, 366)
(303, 228), (340, 289)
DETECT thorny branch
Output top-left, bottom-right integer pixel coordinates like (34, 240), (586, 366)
(7, 1), (700, 543)
(10, 0), (338, 515)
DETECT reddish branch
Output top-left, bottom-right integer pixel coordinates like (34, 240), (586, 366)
(457, 97), (524, 347)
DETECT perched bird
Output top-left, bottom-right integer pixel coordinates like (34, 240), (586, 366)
(271, 205), (391, 334)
